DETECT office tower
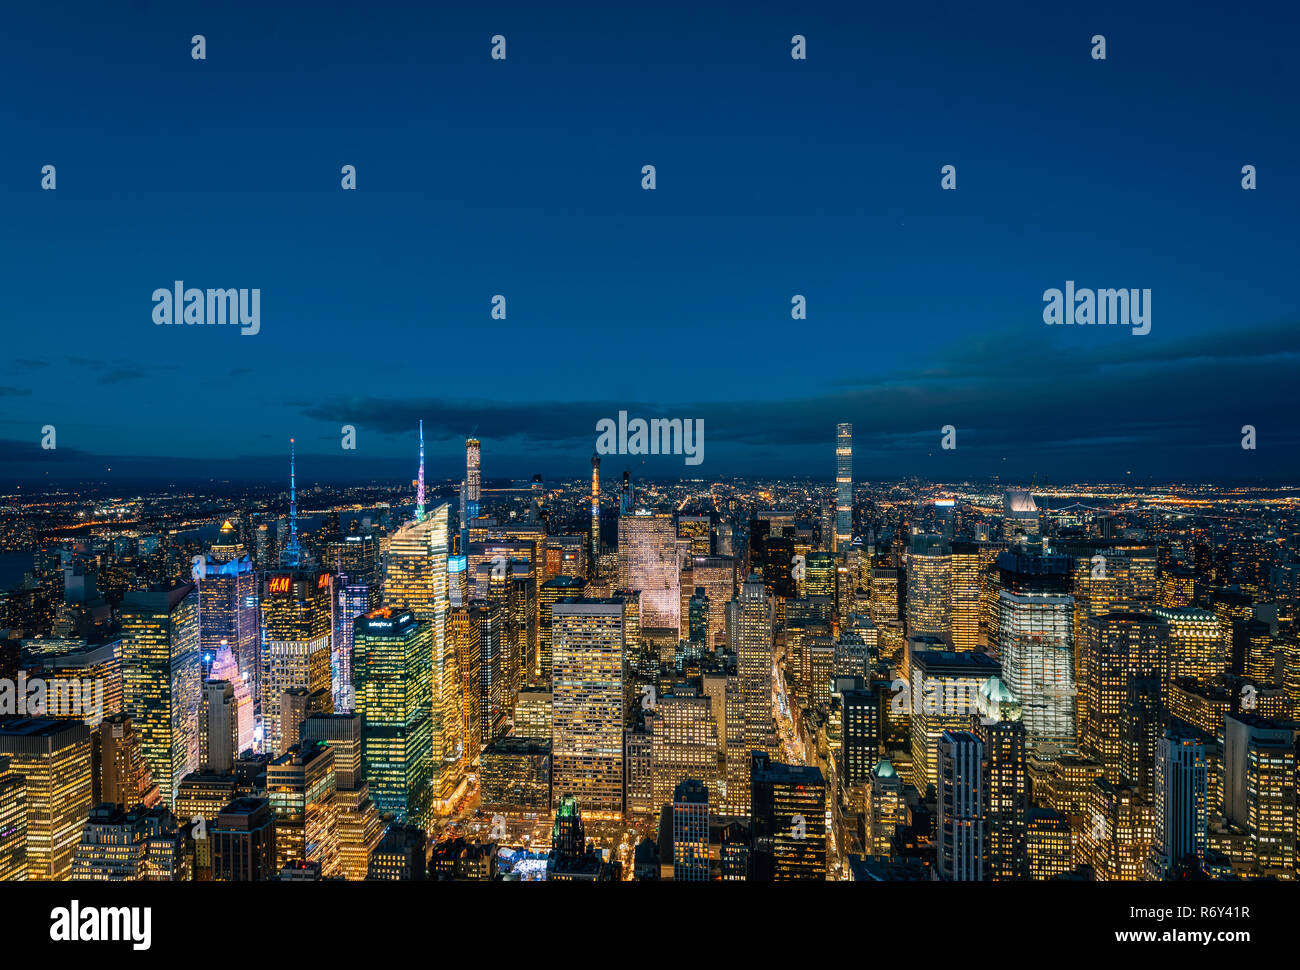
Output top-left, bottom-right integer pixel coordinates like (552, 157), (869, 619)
(551, 598), (626, 814)
(267, 741), (339, 876)
(449, 606), (483, 756)
(201, 680), (238, 773)
(260, 570), (334, 758)
(973, 715), (1028, 880)
(750, 752), (827, 881)
(480, 737), (551, 811)
(0, 719), (93, 880)
(1026, 808), (1073, 880)
(1002, 488), (1040, 538)
(949, 541), (982, 652)
(1155, 607), (1224, 688)
(300, 714), (382, 881)
(121, 584), (201, 806)
(368, 825), (426, 880)
(0, 755), (27, 880)
(335, 577), (373, 713)
(99, 714), (155, 809)
(687, 588), (710, 645)
(198, 552), (258, 748)
(1119, 676), (1162, 798)
(353, 608), (434, 829)
(994, 550), (1075, 754)
(175, 771), (236, 879)
(618, 511), (680, 634)
(385, 502), (460, 808)
(906, 535), (951, 638)
(691, 556), (735, 647)
(70, 804), (190, 881)
(870, 565), (902, 627)
(590, 454), (601, 571)
(514, 686), (552, 740)
(280, 687), (313, 752)
(207, 642), (254, 758)
(1222, 713), (1298, 877)
(677, 515), (712, 558)
(474, 602), (508, 743)
(835, 423), (853, 553)
(1158, 568), (1196, 608)
(672, 778), (710, 881)
(866, 758), (905, 855)
(1082, 612), (1167, 781)
(908, 650), (1001, 794)
(625, 722), (655, 817)
(1085, 779), (1155, 881)
(842, 683), (881, 788)
(937, 730), (987, 881)
(1149, 728), (1208, 878)
(727, 575), (776, 810)
(651, 686), (720, 809)
(211, 796), (277, 881)
(620, 470), (632, 514)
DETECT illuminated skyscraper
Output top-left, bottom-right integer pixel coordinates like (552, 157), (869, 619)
(267, 740), (339, 876)
(281, 438), (304, 568)
(1081, 612), (1166, 780)
(259, 570), (334, 757)
(100, 714), (156, 809)
(651, 685), (720, 810)
(199, 552), (258, 748)
(353, 608), (434, 829)
(121, 584), (202, 806)
(1149, 727), (1208, 878)
(906, 534), (951, 639)
(730, 573), (775, 797)
(201, 680), (238, 773)
(671, 778), (710, 881)
(0, 719), (93, 880)
(551, 598), (626, 815)
(384, 502), (461, 808)
(618, 511), (680, 634)
(751, 751), (827, 881)
(996, 551), (1076, 753)
(465, 437), (481, 525)
(0, 755), (26, 881)
(835, 423), (853, 553)
(590, 455), (601, 571)
(211, 796), (277, 881)
(937, 730), (986, 881)
(540, 576), (586, 681)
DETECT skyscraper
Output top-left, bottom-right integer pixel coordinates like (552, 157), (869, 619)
(672, 778), (710, 881)
(590, 454), (601, 571)
(199, 551), (258, 749)
(1149, 727), (1208, 878)
(751, 751), (827, 881)
(551, 598), (626, 815)
(618, 511), (680, 634)
(121, 584), (202, 806)
(730, 573), (775, 806)
(0, 719), (93, 880)
(352, 608), (434, 829)
(259, 570), (334, 757)
(835, 423), (852, 553)
(937, 730), (986, 881)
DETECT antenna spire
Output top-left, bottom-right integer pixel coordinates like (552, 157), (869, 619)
(283, 437), (302, 567)
(416, 420), (426, 522)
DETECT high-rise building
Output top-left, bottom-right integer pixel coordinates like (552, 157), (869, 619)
(1149, 728), (1208, 878)
(835, 423), (853, 553)
(691, 556), (735, 648)
(211, 796), (277, 881)
(651, 685), (720, 810)
(590, 455), (601, 570)
(70, 804), (190, 881)
(996, 550), (1076, 753)
(618, 511), (680, 634)
(937, 730), (986, 881)
(99, 714), (156, 809)
(352, 607), (434, 829)
(121, 584), (202, 806)
(906, 535), (951, 639)
(1222, 713), (1297, 877)
(0, 755), (27, 881)
(1082, 612), (1166, 781)
(551, 598), (626, 815)
(266, 740), (339, 876)
(672, 778), (710, 881)
(949, 541), (982, 652)
(973, 714), (1028, 880)
(385, 503), (460, 809)
(199, 552), (258, 748)
(908, 650), (1001, 795)
(0, 719), (93, 880)
(751, 752), (827, 881)
(201, 680), (239, 773)
(259, 570), (334, 758)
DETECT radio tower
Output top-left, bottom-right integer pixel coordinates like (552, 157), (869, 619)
(282, 437), (302, 567)
(416, 420), (426, 523)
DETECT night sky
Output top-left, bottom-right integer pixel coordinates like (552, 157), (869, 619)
(2, 0), (1297, 485)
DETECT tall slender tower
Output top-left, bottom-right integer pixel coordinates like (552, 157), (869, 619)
(590, 455), (601, 569)
(620, 470), (632, 514)
(282, 438), (302, 568)
(465, 438), (481, 521)
(416, 420), (426, 523)
(835, 423), (853, 554)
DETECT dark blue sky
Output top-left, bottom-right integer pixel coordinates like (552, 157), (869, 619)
(2, 0), (1297, 486)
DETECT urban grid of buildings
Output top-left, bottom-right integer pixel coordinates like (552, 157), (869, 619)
(1, 425), (1299, 883)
